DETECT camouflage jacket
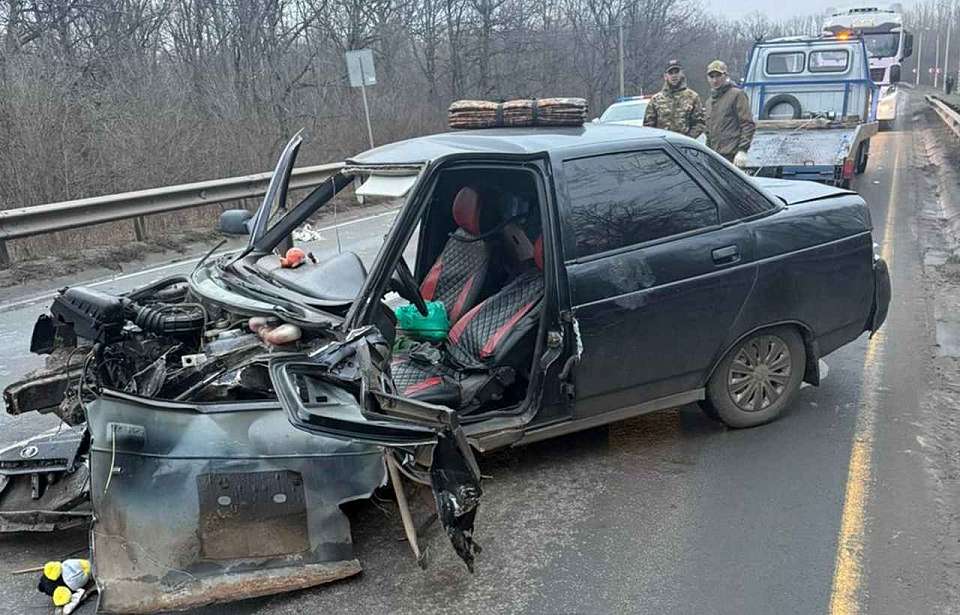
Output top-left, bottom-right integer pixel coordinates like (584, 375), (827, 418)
(642, 79), (706, 138)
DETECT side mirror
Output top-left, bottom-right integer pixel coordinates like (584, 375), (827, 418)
(219, 209), (254, 235)
(889, 65), (901, 84)
(903, 32), (914, 60)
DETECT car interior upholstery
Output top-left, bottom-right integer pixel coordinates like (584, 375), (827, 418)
(392, 168), (545, 414)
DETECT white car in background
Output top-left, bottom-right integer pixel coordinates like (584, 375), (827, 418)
(595, 96), (706, 143)
(595, 96), (650, 126)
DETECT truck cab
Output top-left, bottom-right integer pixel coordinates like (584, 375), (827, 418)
(822, 3), (914, 125)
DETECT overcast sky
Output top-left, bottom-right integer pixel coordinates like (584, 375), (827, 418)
(706, 0), (914, 20)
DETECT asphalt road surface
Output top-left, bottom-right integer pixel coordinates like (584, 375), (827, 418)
(0, 92), (957, 615)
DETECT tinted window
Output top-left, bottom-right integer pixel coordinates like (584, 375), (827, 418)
(682, 147), (776, 220)
(564, 150), (718, 258)
(766, 52), (804, 75)
(809, 49), (849, 73)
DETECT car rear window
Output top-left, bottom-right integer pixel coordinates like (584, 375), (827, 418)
(563, 149), (718, 258)
(809, 49), (849, 73)
(681, 147), (776, 220)
(766, 52), (805, 75)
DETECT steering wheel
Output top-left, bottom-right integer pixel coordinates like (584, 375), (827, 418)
(394, 257), (429, 316)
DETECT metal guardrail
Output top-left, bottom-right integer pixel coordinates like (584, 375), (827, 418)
(0, 162), (344, 266)
(927, 95), (960, 140)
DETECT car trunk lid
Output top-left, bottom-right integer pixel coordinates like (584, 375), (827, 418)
(751, 176), (853, 204)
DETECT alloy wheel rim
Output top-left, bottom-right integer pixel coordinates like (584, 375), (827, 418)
(727, 335), (792, 412)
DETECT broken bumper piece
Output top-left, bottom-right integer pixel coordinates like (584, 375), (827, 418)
(86, 391), (385, 613)
(0, 426), (91, 532)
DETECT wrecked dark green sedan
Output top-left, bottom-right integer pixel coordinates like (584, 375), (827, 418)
(1, 124), (889, 611)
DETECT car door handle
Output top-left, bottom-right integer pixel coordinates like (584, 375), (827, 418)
(712, 245), (740, 266)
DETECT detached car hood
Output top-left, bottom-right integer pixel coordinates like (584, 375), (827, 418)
(751, 176), (853, 205)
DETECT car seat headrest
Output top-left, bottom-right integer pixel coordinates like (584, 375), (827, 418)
(452, 187), (482, 236)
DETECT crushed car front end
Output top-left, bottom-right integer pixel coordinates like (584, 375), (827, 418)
(0, 132), (400, 611)
(4, 271), (387, 612)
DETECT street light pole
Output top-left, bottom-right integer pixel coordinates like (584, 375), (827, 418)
(946, 18), (952, 93)
(916, 29), (924, 86)
(618, 20), (625, 98)
(936, 31), (942, 88)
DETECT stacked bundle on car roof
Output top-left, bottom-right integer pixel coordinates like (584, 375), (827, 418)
(448, 97), (588, 129)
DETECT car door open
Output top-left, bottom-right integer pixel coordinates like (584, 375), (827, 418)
(270, 327), (483, 571)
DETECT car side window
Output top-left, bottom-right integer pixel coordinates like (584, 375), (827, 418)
(681, 147), (776, 221)
(564, 149), (718, 259)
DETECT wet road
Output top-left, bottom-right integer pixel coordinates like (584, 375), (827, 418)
(0, 93), (956, 614)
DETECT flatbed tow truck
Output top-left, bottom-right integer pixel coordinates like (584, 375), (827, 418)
(742, 35), (879, 187)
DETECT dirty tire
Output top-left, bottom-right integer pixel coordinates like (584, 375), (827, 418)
(760, 94), (802, 120)
(705, 326), (805, 429)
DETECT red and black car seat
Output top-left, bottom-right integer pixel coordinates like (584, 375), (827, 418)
(392, 238), (546, 410)
(419, 186), (499, 325)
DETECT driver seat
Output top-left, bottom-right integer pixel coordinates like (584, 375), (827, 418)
(392, 238), (546, 411)
(420, 186), (500, 325)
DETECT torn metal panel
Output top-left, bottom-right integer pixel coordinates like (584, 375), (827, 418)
(277, 328), (486, 571)
(86, 393), (385, 613)
(3, 362), (85, 421)
(429, 430), (482, 572)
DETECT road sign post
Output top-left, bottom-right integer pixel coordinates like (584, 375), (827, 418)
(345, 49), (377, 149)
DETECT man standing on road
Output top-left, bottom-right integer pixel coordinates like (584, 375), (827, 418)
(704, 60), (756, 168)
(643, 60), (705, 139)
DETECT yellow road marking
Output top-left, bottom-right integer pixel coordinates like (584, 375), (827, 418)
(827, 139), (900, 615)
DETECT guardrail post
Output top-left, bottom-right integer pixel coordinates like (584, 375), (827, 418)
(133, 217), (147, 241)
(0, 239), (10, 268)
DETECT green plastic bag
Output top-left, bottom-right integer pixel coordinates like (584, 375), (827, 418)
(394, 301), (450, 342)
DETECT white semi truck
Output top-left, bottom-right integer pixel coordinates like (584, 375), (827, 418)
(822, 3), (914, 127)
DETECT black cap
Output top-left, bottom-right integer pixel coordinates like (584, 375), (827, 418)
(665, 59), (683, 72)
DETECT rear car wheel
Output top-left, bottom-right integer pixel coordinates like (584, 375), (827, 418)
(705, 327), (805, 428)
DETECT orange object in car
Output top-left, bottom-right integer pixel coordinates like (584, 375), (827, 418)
(280, 247), (306, 268)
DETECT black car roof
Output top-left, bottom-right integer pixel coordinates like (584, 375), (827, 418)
(348, 124), (677, 165)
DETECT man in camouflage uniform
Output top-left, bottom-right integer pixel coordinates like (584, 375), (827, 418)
(704, 59), (755, 167)
(643, 60), (705, 139)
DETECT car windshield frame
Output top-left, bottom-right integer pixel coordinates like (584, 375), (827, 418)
(246, 131), (305, 253)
